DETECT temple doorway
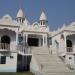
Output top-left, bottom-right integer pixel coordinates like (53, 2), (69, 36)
(1, 35), (10, 44)
(66, 40), (73, 52)
(28, 38), (39, 46)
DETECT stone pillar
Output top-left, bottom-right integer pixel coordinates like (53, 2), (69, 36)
(26, 34), (28, 43)
(15, 32), (18, 52)
(45, 35), (47, 46)
(65, 35), (67, 53)
(23, 35), (25, 45)
(41, 38), (43, 46)
(39, 37), (41, 47)
(43, 35), (44, 46)
(16, 32), (18, 45)
(0, 37), (1, 43)
(42, 35), (47, 47)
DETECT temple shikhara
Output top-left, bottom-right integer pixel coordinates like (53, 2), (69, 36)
(0, 8), (75, 75)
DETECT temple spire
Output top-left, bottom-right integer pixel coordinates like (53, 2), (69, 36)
(16, 8), (25, 24)
(39, 10), (48, 27)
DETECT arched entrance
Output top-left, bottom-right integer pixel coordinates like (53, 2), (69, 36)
(28, 38), (39, 46)
(1, 35), (10, 49)
(66, 40), (73, 52)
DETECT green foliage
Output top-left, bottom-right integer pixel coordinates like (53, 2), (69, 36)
(0, 71), (34, 75)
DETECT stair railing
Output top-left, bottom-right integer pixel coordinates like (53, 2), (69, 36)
(17, 43), (32, 54)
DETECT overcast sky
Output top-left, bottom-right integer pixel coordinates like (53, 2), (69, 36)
(0, 0), (75, 31)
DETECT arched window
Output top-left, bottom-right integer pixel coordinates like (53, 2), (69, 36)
(66, 40), (73, 52)
(66, 40), (72, 47)
(1, 35), (10, 49)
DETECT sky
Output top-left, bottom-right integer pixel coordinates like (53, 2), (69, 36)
(0, 0), (75, 31)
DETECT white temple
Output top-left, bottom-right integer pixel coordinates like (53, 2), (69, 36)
(0, 8), (75, 75)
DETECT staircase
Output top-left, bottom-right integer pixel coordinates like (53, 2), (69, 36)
(31, 47), (75, 75)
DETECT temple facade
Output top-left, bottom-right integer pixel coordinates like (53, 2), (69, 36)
(0, 8), (75, 75)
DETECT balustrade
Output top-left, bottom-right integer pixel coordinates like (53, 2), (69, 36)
(0, 43), (10, 51)
(67, 47), (73, 52)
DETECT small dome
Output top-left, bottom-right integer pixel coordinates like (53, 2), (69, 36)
(32, 22), (39, 26)
(3, 14), (12, 20)
(17, 8), (25, 18)
(39, 11), (47, 20)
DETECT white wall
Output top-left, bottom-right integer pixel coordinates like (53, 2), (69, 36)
(0, 52), (17, 72)
(65, 55), (74, 64)
(52, 32), (66, 55)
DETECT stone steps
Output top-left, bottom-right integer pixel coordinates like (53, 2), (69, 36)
(42, 66), (70, 73)
(44, 72), (75, 75)
(32, 47), (49, 54)
(35, 54), (64, 63)
(31, 47), (74, 75)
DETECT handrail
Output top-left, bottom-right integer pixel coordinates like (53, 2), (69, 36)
(0, 43), (32, 54)
(17, 45), (32, 54)
(56, 47), (74, 56)
(67, 47), (73, 52)
(0, 43), (10, 50)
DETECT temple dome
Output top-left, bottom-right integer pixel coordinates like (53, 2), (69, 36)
(3, 14), (12, 20)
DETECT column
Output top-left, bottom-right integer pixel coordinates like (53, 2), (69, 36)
(42, 35), (47, 46)
(41, 37), (43, 46)
(45, 35), (47, 46)
(43, 35), (44, 46)
(39, 37), (41, 47)
(26, 34), (28, 43)
(23, 35), (25, 45)
(65, 35), (67, 53)
(16, 32), (18, 45)
(15, 32), (18, 51)
(42, 21), (44, 25)
(23, 34), (28, 46)
(0, 37), (1, 43)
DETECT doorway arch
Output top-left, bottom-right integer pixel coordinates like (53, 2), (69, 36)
(1, 35), (10, 44)
(1, 35), (10, 49)
(66, 40), (72, 52)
